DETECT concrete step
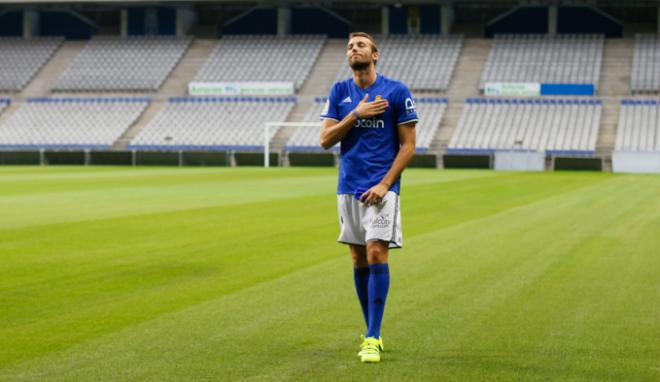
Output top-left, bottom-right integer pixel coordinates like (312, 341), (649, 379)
(297, 39), (346, 98)
(430, 102), (464, 151)
(446, 38), (491, 101)
(599, 38), (633, 97)
(271, 122), (321, 153)
(596, 39), (632, 157)
(111, 101), (165, 150)
(596, 99), (621, 157)
(427, 38), (491, 162)
(270, 125), (298, 159)
(20, 40), (87, 98)
(157, 39), (217, 97)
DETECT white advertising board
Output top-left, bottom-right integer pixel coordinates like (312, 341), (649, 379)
(188, 82), (294, 96)
(484, 82), (541, 97)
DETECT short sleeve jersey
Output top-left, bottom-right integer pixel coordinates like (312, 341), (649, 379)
(320, 74), (418, 195)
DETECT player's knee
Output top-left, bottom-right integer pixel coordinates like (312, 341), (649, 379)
(367, 244), (388, 264)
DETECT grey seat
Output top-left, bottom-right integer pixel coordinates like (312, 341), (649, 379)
(449, 98), (602, 153)
(54, 36), (192, 92)
(0, 37), (63, 92)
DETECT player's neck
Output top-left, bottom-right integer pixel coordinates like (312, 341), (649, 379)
(352, 67), (377, 89)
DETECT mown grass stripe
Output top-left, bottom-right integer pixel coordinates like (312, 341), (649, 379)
(0, 169), (657, 381)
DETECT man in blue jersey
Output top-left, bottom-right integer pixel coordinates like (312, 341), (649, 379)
(320, 32), (418, 363)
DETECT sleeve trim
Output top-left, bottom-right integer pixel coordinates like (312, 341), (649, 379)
(320, 117), (339, 122)
(397, 119), (418, 126)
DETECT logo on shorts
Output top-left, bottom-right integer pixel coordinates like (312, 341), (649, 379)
(371, 214), (391, 229)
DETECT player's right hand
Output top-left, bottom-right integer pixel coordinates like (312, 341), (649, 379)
(354, 93), (389, 118)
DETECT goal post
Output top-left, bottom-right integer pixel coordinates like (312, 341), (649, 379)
(264, 121), (323, 168)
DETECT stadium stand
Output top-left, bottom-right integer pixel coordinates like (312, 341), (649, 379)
(448, 98), (602, 154)
(615, 99), (660, 151)
(0, 37), (63, 92)
(194, 35), (326, 91)
(0, 97), (149, 149)
(53, 36), (192, 92)
(631, 35), (660, 94)
(415, 98), (447, 151)
(335, 35), (463, 92)
(284, 97), (329, 152)
(128, 96), (295, 151)
(284, 97), (446, 153)
(480, 34), (604, 91)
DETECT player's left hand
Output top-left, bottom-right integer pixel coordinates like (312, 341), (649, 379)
(360, 182), (389, 206)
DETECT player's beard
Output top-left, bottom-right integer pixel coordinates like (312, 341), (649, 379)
(349, 58), (372, 71)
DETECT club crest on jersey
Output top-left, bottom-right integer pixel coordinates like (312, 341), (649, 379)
(405, 97), (416, 114)
(354, 118), (385, 129)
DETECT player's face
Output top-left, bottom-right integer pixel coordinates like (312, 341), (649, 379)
(347, 36), (379, 70)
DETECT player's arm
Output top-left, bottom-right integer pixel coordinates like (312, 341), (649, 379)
(361, 122), (416, 205)
(320, 94), (389, 150)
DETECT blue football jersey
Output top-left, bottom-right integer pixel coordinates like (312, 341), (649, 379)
(320, 74), (418, 195)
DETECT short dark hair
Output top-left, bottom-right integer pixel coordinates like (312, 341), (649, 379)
(348, 32), (378, 53)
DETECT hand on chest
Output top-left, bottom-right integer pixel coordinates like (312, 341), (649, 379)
(340, 91), (396, 127)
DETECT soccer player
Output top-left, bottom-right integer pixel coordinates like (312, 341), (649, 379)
(319, 32), (418, 363)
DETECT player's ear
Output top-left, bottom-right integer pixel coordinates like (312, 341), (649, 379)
(372, 50), (380, 64)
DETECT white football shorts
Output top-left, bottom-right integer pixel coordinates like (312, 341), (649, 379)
(337, 191), (403, 248)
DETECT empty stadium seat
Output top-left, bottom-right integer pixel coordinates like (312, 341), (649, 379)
(449, 98), (602, 154)
(616, 99), (660, 151)
(335, 35), (463, 92)
(54, 36), (192, 92)
(128, 96), (295, 151)
(0, 97), (149, 149)
(632, 35), (660, 93)
(0, 37), (62, 92)
(480, 34), (604, 91)
(194, 35), (326, 91)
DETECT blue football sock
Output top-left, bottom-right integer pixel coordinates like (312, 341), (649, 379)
(366, 263), (390, 338)
(353, 267), (370, 329)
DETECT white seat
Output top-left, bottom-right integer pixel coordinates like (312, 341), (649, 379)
(195, 36), (326, 91)
(615, 99), (660, 152)
(480, 34), (604, 91)
(0, 97), (149, 148)
(130, 97), (295, 150)
(54, 36), (191, 91)
(449, 98), (602, 153)
(334, 35), (463, 92)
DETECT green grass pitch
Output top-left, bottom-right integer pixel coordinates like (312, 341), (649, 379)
(0, 166), (658, 381)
